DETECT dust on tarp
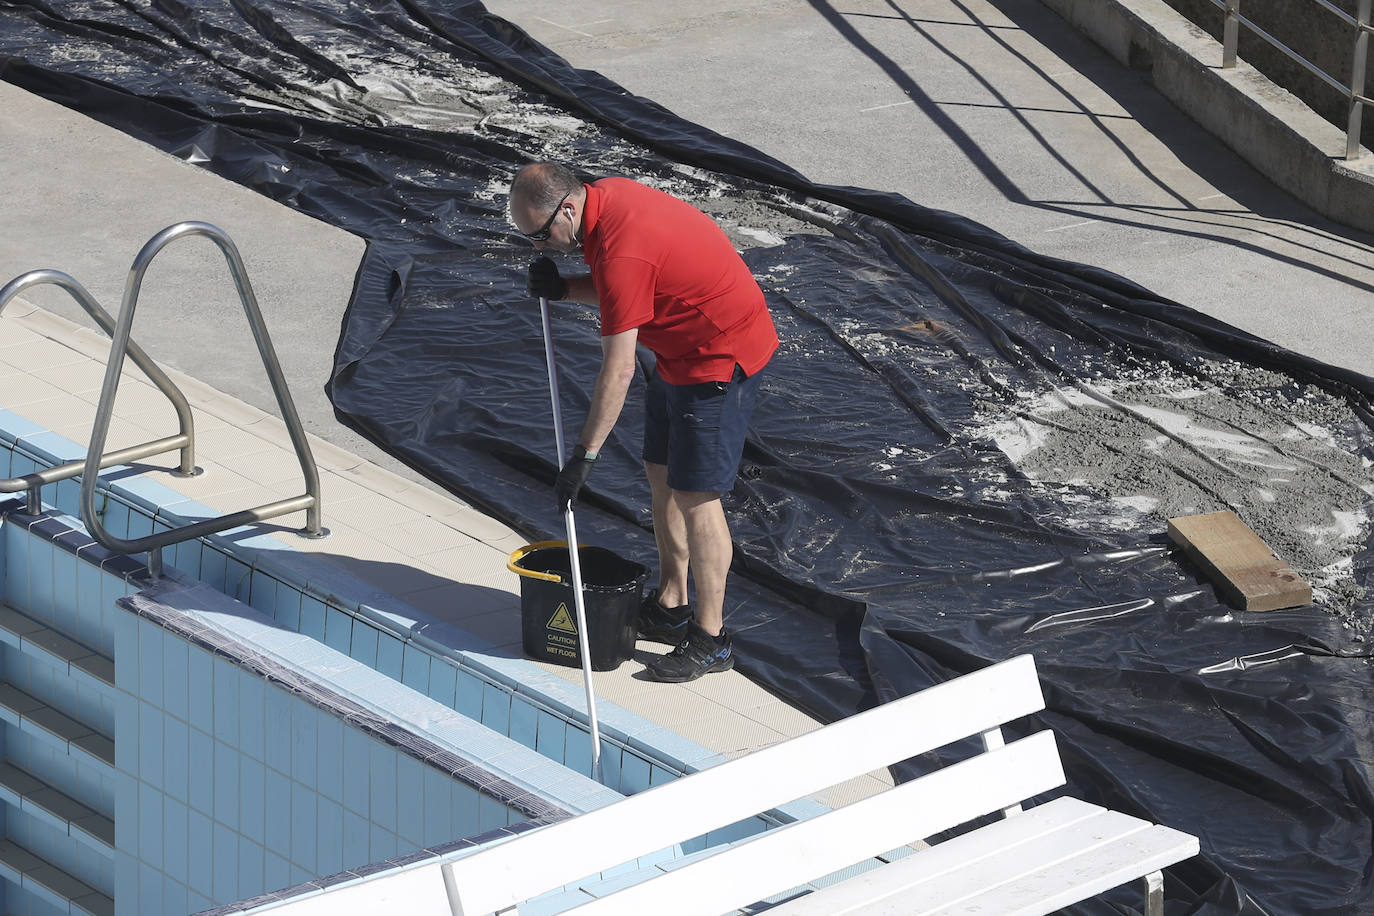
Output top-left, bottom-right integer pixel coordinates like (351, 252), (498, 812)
(2, 1), (1372, 912)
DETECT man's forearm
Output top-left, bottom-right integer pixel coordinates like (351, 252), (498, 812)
(577, 328), (638, 453)
(565, 275), (599, 305)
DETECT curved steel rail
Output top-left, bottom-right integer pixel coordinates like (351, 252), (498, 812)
(0, 269), (197, 513)
(80, 221), (326, 576)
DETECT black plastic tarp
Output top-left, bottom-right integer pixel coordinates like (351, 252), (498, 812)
(2, 3), (1372, 913)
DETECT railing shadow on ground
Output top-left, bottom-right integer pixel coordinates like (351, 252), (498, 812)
(806, 0), (1374, 296)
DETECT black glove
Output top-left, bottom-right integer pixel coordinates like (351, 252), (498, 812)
(555, 444), (597, 512)
(528, 256), (568, 300)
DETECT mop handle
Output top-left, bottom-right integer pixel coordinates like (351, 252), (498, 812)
(539, 296), (604, 782)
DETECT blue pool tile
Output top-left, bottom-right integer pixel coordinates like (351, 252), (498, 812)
(163, 878), (189, 916)
(98, 497), (130, 543)
(226, 555), (253, 603)
(316, 796), (344, 878)
(138, 618), (164, 707)
(597, 743), (624, 794)
(139, 701), (164, 786)
(162, 631), (189, 721)
(509, 697), (538, 750)
(369, 823), (397, 863)
(264, 767), (291, 854)
(215, 738), (240, 831)
(368, 740), (397, 832)
(213, 656), (240, 746)
(169, 535), (203, 579)
(290, 781), (317, 873)
(402, 644), (431, 693)
(298, 594), (326, 642)
(187, 808), (214, 898)
(535, 709), (567, 760)
(264, 849), (291, 897)
(139, 861), (163, 916)
(323, 605), (352, 655)
(239, 673), (266, 762)
(422, 766), (452, 848)
(349, 622), (378, 668)
(451, 783), (480, 837)
(427, 659), (458, 708)
(74, 560), (104, 650)
(649, 764), (675, 789)
(188, 726), (215, 817)
(240, 755), (266, 842)
(239, 836), (266, 902)
(265, 686), (293, 776)
(476, 795), (511, 833)
(2, 525), (29, 615)
(342, 808), (369, 869)
(275, 584), (302, 632)
(395, 755), (425, 848)
(341, 729), (370, 818)
(619, 752), (651, 797)
(139, 780), (164, 870)
(200, 546), (228, 593)
(27, 530), (54, 622)
(213, 821), (239, 903)
(249, 570), (281, 619)
(376, 632), (404, 682)
(163, 715), (190, 805)
(126, 506), (155, 541)
(164, 797), (189, 885)
(481, 682), (511, 737)
(316, 714), (343, 803)
(51, 545), (78, 634)
(188, 646), (214, 733)
(455, 669), (484, 721)
(565, 728), (594, 779)
(290, 700), (318, 784)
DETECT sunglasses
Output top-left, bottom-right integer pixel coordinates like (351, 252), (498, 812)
(523, 191), (571, 241)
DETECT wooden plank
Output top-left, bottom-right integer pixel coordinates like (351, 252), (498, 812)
(1167, 511), (1311, 611)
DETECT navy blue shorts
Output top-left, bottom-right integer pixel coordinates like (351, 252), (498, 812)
(642, 363), (764, 493)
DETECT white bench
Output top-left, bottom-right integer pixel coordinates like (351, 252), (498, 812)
(256, 655), (1197, 916)
(440, 653), (1198, 916)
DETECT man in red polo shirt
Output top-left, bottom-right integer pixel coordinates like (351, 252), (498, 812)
(509, 161), (778, 683)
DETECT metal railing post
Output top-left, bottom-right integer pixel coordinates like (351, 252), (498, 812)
(1223, 0), (1240, 67)
(1350, 0), (1372, 159)
(78, 221), (327, 575)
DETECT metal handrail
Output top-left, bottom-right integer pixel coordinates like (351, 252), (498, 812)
(1216, 0), (1371, 160)
(80, 221), (327, 577)
(0, 269), (198, 513)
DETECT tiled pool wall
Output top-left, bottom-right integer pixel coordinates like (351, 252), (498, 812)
(0, 410), (821, 914)
(0, 410), (727, 795)
(0, 504), (615, 915)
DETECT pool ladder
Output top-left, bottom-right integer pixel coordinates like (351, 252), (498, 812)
(0, 221), (328, 576)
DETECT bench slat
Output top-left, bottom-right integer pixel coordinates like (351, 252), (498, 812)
(445, 655), (1044, 916)
(558, 731), (1064, 916)
(764, 797), (1199, 916)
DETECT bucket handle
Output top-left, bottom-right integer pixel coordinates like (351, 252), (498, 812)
(507, 539), (576, 584)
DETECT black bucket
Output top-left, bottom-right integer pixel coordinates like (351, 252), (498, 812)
(507, 540), (649, 671)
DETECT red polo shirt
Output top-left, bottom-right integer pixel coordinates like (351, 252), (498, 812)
(580, 178), (778, 385)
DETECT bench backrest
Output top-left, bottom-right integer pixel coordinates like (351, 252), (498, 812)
(443, 653), (1048, 916)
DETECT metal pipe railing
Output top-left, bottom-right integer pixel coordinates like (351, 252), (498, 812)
(80, 221), (327, 577)
(0, 269), (198, 513)
(1216, 0), (1371, 160)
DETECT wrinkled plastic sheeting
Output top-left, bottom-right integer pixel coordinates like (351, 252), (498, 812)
(2, 2), (1373, 912)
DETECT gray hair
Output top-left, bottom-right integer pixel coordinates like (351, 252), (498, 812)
(510, 161), (582, 210)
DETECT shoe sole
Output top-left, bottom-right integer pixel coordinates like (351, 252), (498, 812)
(645, 655), (735, 684)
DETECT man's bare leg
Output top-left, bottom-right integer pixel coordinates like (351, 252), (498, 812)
(674, 489), (732, 636)
(645, 461), (690, 608)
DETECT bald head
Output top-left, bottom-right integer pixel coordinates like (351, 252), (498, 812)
(510, 161), (583, 212)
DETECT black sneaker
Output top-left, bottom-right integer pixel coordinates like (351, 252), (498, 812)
(637, 589), (692, 646)
(645, 623), (734, 683)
